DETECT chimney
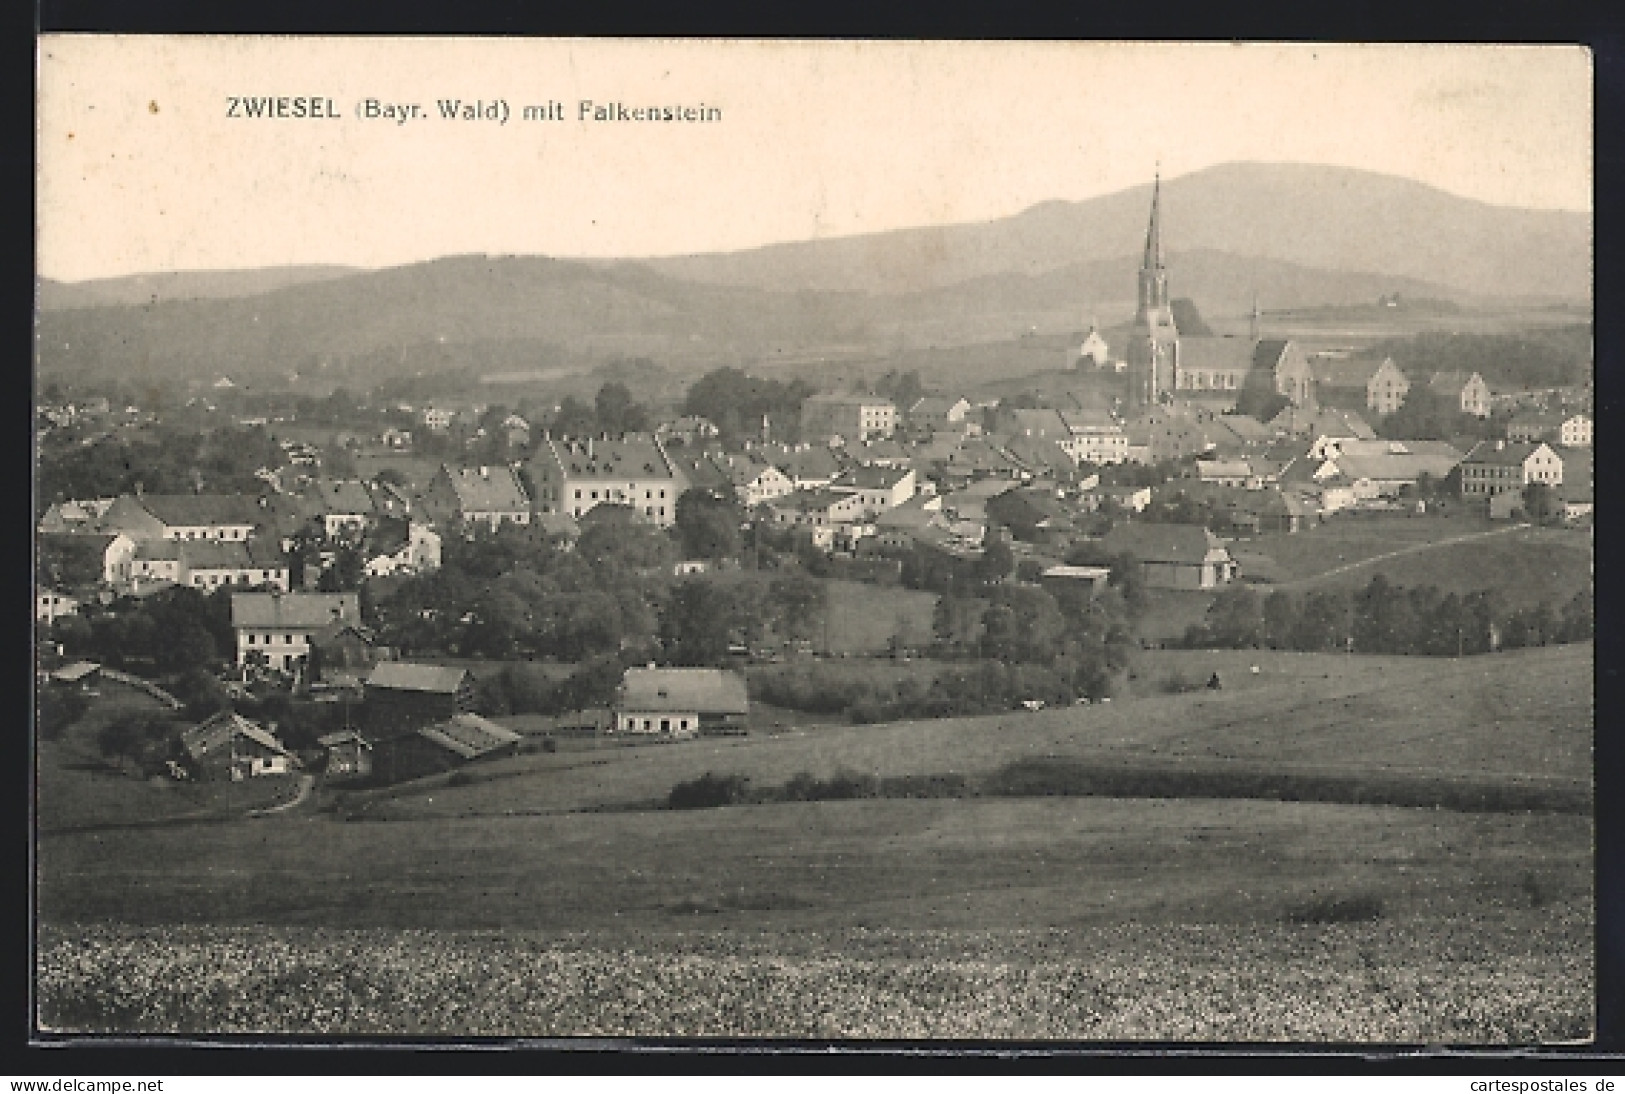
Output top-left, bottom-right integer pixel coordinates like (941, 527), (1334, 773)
(1496, 439), (1505, 451)
(586, 438), (594, 460)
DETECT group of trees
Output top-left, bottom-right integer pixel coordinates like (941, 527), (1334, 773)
(1182, 575), (1593, 655)
(549, 381), (654, 439)
(49, 586), (235, 676)
(1361, 325), (1592, 393)
(681, 367), (815, 447)
(37, 421), (285, 511)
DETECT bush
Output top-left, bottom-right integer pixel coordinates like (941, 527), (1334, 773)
(1284, 893), (1385, 925)
(668, 772), (751, 810)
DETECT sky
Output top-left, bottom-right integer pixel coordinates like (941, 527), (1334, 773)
(36, 38), (1593, 283)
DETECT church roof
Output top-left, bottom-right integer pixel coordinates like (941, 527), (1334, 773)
(1177, 337), (1256, 372)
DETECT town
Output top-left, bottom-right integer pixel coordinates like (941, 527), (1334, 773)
(35, 182), (1594, 801)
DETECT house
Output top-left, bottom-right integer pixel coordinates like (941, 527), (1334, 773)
(36, 588), (80, 624)
(771, 445), (845, 490)
(361, 517), (441, 577)
(422, 464), (532, 533)
(310, 620), (384, 686)
(1195, 459), (1268, 490)
(363, 661), (477, 734)
(1079, 483), (1153, 514)
(502, 414), (532, 448)
(36, 497), (116, 535)
(528, 436), (681, 527)
(303, 480), (377, 539)
(1098, 523), (1237, 590)
(1077, 325), (1111, 368)
(1312, 441), (1464, 500)
(614, 666), (750, 738)
(420, 407), (457, 431)
(178, 538), (291, 592)
(1057, 409), (1130, 465)
(36, 531), (137, 589)
(767, 487), (869, 531)
(180, 712), (300, 781)
(1124, 408), (1212, 464)
(872, 500), (949, 551)
(711, 453), (796, 507)
(830, 466), (917, 517)
(1269, 405), (1376, 441)
(1428, 371), (1492, 418)
(657, 415), (720, 445)
(1560, 413), (1593, 448)
(906, 396), (972, 431)
(98, 493), (261, 542)
(48, 661), (102, 692)
(799, 392), (898, 445)
(1459, 441), (1564, 503)
(1039, 565), (1113, 599)
(231, 591), (361, 672)
(369, 713), (521, 785)
(1311, 357), (1410, 416)
(317, 728), (373, 780)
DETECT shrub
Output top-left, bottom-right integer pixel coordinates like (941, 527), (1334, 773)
(37, 687), (89, 742)
(668, 772), (751, 810)
(1284, 893), (1385, 925)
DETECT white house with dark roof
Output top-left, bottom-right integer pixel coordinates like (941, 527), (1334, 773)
(231, 591), (360, 672)
(528, 436), (681, 527)
(304, 479), (377, 539)
(1098, 523), (1237, 590)
(423, 464), (532, 533)
(98, 493), (261, 542)
(1460, 441), (1563, 502)
(830, 465), (916, 517)
(615, 666), (749, 738)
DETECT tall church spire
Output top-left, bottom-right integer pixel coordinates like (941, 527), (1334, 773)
(1136, 171), (1170, 316)
(1250, 291), (1261, 341)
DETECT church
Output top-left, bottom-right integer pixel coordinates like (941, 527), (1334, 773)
(1122, 176), (1314, 415)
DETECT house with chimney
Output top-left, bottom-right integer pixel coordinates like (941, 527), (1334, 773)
(1459, 441), (1564, 508)
(422, 464), (532, 533)
(231, 591), (361, 673)
(527, 436), (682, 527)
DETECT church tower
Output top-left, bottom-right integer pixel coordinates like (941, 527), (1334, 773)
(1125, 173), (1180, 412)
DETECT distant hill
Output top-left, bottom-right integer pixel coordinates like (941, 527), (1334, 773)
(37, 265), (366, 310)
(642, 162), (1589, 302)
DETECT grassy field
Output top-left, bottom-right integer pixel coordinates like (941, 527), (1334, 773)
(34, 641), (1593, 1039)
(37, 681), (301, 834)
(821, 579), (939, 654)
(246, 644), (1592, 823)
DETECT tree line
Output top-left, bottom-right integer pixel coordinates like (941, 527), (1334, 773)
(1181, 574), (1592, 655)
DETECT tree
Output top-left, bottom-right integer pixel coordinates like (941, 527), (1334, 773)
(551, 395), (597, 438)
(595, 381), (649, 435)
(674, 487), (742, 561)
(1235, 386), (1289, 423)
(96, 712), (179, 773)
(660, 579), (737, 666)
(769, 573), (825, 642)
(975, 534), (1014, 588)
(1522, 481), (1560, 526)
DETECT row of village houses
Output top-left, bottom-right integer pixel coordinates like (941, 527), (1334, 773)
(45, 642), (749, 785)
(37, 378), (1593, 622)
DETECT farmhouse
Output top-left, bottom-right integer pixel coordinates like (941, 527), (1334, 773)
(364, 661), (477, 734)
(368, 713), (521, 785)
(317, 728), (373, 780)
(232, 591), (361, 672)
(615, 666), (749, 738)
(302, 479), (377, 539)
(1098, 523), (1237, 590)
(134, 538), (291, 592)
(528, 436), (681, 527)
(1459, 441), (1564, 502)
(36, 531), (137, 590)
(181, 711), (300, 781)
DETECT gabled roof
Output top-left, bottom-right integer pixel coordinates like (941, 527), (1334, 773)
(1099, 522), (1230, 565)
(1310, 357), (1400, 388)
(232, 591), (360, 629)
(417, 713), (520, 759)
(181, 538), (287, 570)
(306, 479), (376, 515)
(132, 494), (262, 527)
(1463, 441), (1555, 468)
(1058, 409), (1120, 433)
(1009, 409), (1069, 436)
(1332, 451), (1462, 482)
(51, 661), (102, 683)
(182, 711), (295, 763)
(618, 667), (749, 715)
(540, 438), (676, 482)
(773, 446), (844, 480)
(365, 661), (472, 694)
(834, 466), (913, 490)
(1269, 405), (1375, 440)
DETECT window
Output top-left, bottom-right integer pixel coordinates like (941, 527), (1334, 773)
(642, 719), (652, 732)
(247, 634), (256, 645)
(574, 489), (582, 500)
(660, 718), (671, 733)
(284, 635), (293, 645)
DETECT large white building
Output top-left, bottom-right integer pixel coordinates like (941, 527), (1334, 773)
(528, 436), (683, 527)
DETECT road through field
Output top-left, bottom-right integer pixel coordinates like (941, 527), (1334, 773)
(1275, 522), (1531, 589)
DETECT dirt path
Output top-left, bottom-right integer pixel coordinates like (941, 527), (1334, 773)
(252, 773), (315, 817)
(1277, 522), (1530, 588)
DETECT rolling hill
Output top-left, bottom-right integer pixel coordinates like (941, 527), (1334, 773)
(35, 162), (1590, 390)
